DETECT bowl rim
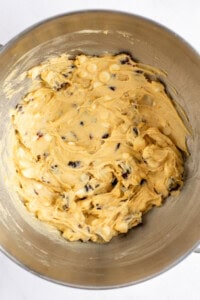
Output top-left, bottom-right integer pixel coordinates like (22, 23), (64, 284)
(0, 9), (200, 290)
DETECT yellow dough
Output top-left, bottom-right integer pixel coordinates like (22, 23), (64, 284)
(11, 53), (188, 242)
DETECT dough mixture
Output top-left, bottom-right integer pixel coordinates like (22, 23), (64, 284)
(11, 53), (188, 242)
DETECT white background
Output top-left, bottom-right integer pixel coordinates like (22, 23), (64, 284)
(0, 1), (200, 299)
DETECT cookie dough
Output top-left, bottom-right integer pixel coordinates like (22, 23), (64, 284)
(11, 53), (188, 242)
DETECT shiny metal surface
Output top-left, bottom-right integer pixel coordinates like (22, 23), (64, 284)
(0, 11), (200, 289)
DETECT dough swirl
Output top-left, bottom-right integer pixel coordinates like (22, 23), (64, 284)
(12, 53), (188, 242)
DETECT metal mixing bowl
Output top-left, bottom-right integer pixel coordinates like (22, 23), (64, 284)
(0, 10), (200, 289)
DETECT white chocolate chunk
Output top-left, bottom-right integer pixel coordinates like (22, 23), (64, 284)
(32, 136), (38, 142)
(22, 168), (35, 178)
(76, 188), (86, 197)
(35, 183), (43, 190)
(44, 134), (52, 142)
(78, 55), (87, 64)
(104, 95), (112, 101)
(17, 147), (25, 158)
(99, 71), (110, 83)
(133, 137), (146, 151)
(93, 81), (102, 88)
(78, 71), (88, 78)
(34, 113), (41, 119)
(109, 64), (120, 72)
(80, 173), (90, 182)
(87, 63), (97, 73)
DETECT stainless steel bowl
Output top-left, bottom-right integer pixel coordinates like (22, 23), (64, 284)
(0, 10), (200, 289)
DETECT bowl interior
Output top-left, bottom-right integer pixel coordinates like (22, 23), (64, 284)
(0, 11), (200, 288)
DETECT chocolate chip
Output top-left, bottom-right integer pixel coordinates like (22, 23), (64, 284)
(85, 184), (93, 192)
(135, 70), (143, 74)
(120, 199), (128, 202)
(34, 189), (39, 195)
(71, 131), (77, 139)
(54, 82), (68, 91)
(80, 121), (84, 126)
(111, 177), (118, 187)
(132, 103), (138, 109)
(122, 169), (130, 179)
(120, 57), (130, 65)
(115, 143), (121, 151)
(133, 127), (139, 136)
(41, 176), (50, 184)
(61, 136), (66, 140)
(79, 196), (87, 200)
(168, 177), (181, 192)
(60, 82), (68, 89)
(143, 73), (152, 83)
(14, 129), (19, 135)
(36, 154), (41, 161)
(124, 215), (133, 222)
(140, 179), (146, 185)
(15, 104), (23, 112)
(102, 133), (109, 139)
(109, 86), (116, 91)
(51, 164), (58, 170)
(62, 204), (69, 211)
(86, 226), (91, 233)
(36, 131), (43, 138)
(68, 161), (81, 168)
(85, 185), (89, 192)
(89, 134), (93, 140)
(137, 222), (143, 227)
(43, 152), (49, 158)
